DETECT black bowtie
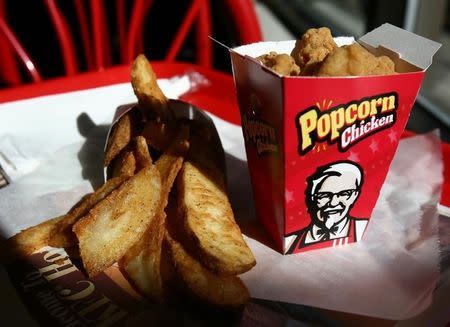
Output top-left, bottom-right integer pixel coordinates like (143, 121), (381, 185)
(316, 225), (339, 240)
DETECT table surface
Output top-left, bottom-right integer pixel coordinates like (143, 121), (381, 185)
(0, 63), (449, 327)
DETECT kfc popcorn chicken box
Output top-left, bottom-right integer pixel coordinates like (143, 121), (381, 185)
(230, 24), (441, 254)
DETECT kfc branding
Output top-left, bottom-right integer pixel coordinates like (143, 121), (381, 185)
(242, 114), (277, 155)
(285, 161), (368, 253)
(296, 93), (398, 154)
(242, 95), (278, 155)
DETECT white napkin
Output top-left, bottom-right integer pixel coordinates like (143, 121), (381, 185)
(0, 79), (442, 321)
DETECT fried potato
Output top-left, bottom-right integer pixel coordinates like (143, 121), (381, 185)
(104, 113), (133, 167)
(164, 229), (250, 308)
(49, 177), (127, 249)
(111, 149), (136, 178)
(131, 54), (173, 122)
(49, 220), (81, 250)
(155, 125), (189, 189)
(178, 161), (255, 275)
(118, 208), (171, 301)
(177, 130), (255, 275)
(134, 136), (152, 169)
(2, 216), (65, 261)
(142, 119), (177, 152)
(120, 126), (189, 302)
(73, 166), (162, 277)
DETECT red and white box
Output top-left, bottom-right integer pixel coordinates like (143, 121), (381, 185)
(230, 24), (441, 254)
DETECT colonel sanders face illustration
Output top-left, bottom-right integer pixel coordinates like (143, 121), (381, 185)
(306, 161), (363, 229)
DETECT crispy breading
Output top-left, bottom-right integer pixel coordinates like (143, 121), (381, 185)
(49, 177), (127, 249)
(257, 52), (301, 76)
(2, 216), (65, 261)
(111, 150), (136, 178)
(131, 54), (173, 122)
(73, 166), (162, 277)
(317, 43), (396, 77)
(177, 131), (255, 275)
(134, 136), (153, 169)
(120, 126), (189, 302)
(104, 113), (133, 167)
(291, 27), (337, 75)
(164, 229), (250, 308)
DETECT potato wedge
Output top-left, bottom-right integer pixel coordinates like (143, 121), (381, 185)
(165, 228), (250, 308)
(134, 136), (152, 169)
(120, 126), (189, 301)
(49, 177), (127, 249)
(2, 216), (65, 261)
(49, 220), (81, 250)
(141, 119), (176, 152)
(104, 113), (133, 167)
(111, 149), (136, 178)
(118, 210), (169, 300)
(131, 54), (173, 122)
(3, 181), (123, 259)
(73, 166), (162, 277)
(177, 133), (255, 275)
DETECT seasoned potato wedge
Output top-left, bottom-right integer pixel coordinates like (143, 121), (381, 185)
(175, 127), (255, 275)
(120, 126), (189, 301)
(134, 136), (153, 169)
(49, 177), (127, 248)
(111, 149), (136, 178)
(73, 166), (162, 277)
(165, 229), (250, 308)
(104, 113), (133, 167)
(131, 54), (173, 122)
(178, 161), (255, 275)
(142, 119), (176, 152)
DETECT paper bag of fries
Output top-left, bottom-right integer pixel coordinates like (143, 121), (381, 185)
(2, 55), (256, 325)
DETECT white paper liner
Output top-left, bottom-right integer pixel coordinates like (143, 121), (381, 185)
(0, 79), (443, 321)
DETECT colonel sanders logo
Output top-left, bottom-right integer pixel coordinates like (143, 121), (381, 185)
(285, 161), (368, 253)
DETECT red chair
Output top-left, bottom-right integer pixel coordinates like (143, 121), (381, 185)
(0, 0), (262, 87)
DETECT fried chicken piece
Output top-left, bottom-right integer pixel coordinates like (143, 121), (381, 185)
(257, 52), (301, 76)
(291, 27), (337, 75)
(317, 43), (396, 77)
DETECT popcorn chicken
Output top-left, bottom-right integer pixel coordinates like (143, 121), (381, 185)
(257, 52), (301, 76)
(291, 27), (337, 75)
(317, 43), (396, 77)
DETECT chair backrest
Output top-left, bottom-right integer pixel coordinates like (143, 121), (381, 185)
(0, 0), (262, 87)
